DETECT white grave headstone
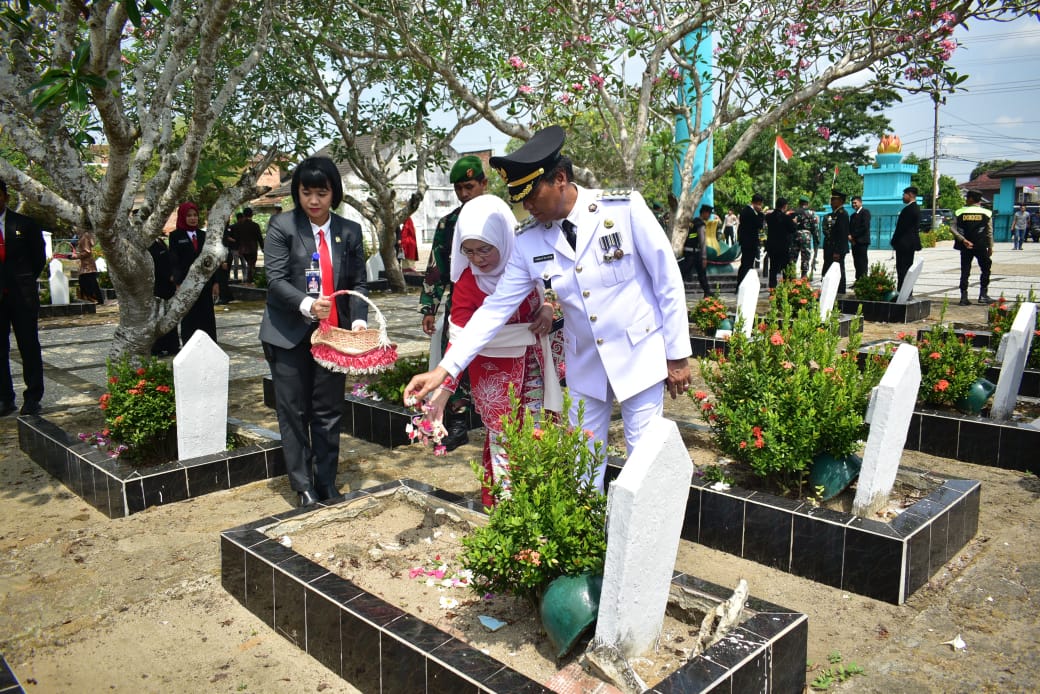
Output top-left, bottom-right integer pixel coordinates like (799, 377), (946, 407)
(991, 302), (1037, 420)
(173, 331), (229, 459)
(853, 343), (921, 517)
(593, 416), (694, 658)
(735, 272), (760, 338)
(48, 258), (70, 305)
(365, 253), (384, 282)
(818, 264), (841, 320)
(895, 258), (924, 304)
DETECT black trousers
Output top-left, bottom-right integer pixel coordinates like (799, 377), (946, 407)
(851, 244), (869, 282)
(678, 251), (711, 296)
(0, 294), (44, 406)
(895, 249), (915, 292)
(264, 339), (345, 494)
(766, 251), (790, 289)
(959, 246), (992, 295)
(736, 244), (758, 288)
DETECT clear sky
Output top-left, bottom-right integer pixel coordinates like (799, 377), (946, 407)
(451, 13), (1040, 186)
(885, 13), (1040, 184)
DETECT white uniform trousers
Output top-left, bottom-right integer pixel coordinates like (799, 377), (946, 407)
(570, 379), (665, 489)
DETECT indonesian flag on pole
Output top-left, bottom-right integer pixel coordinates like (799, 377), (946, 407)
(775, 135), (793, 163)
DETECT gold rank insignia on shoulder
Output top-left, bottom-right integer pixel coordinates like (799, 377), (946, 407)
(598, 189), (632, 201)
(604, 219), (614, 229)
(335, 236), (341, 243)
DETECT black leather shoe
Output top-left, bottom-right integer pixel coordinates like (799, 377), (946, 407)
(441, 417), (469, 452)
(978, 295), (994, 305)
(19, 401), (41, 416)
(316, 485), (340, 501)
(0, 402), (15, 416)
(297, 490), (319, 508)
(958, 296), (971, 306)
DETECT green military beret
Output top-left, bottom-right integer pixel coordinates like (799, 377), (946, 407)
(449, 155), (487, 184)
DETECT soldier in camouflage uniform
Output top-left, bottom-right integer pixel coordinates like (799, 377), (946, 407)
(417, 155), (487, 450)
(790, 196), (819, 278)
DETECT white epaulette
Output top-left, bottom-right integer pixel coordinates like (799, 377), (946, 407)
(515, 215), (540, 235)
(598, 189), (632, 201)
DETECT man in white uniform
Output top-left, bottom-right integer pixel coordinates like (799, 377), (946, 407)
(405, 126), (692, 486)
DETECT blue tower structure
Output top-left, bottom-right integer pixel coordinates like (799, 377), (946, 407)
(857, 139), (918, 249)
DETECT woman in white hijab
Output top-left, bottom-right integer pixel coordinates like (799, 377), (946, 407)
(430, 194), (563, 506)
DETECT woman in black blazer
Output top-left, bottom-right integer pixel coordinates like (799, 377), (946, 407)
(258, 157), (369, 507)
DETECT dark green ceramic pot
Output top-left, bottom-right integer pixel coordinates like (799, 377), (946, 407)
(539, 572), (603, 658)
(955, 378), (995, 415)
(809, 452), (863, 501)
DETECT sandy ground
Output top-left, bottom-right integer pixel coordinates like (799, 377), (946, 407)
(1, 301), (1038, 693)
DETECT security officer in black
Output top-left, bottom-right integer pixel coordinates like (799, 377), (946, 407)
(951, 189), (993, 306)
(678, 203), (713, 298)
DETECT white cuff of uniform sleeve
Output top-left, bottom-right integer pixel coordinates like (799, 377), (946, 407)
(351, 320), (367, 331)
(300, 296), (316, 320)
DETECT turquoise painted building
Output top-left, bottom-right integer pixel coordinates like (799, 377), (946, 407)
(857, 151), (918, 249)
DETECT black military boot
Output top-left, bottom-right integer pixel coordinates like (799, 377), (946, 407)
(441, 412), (470, 452)
(978, 293), (994, 305)
(958, 293), (971, 306)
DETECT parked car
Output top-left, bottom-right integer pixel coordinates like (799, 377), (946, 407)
(919, 208), (953, 231)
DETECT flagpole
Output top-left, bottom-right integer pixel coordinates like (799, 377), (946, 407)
(772, 133), (778, 208)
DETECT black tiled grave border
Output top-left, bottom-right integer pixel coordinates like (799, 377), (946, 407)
(220, 479), (808, 694)
(913, 328), (1039, 397)
(228, 283), (268, 301)
(857, 340), (1040, 472)
(690, 313), (860, 358)
(904, 408), (1040, 475)
(262, 376), (484, 449)
(0, 654), (25, 694)
(606, 461), (980, 605)
(17, 415), (285, 518)
(37, 299), (97, 318)
(838, 297), (931, 323)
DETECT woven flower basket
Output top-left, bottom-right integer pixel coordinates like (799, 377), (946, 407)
(310, 290), (398, 375)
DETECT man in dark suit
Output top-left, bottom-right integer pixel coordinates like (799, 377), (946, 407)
(168, 202), (217, 345)
(0, 179), (47, 416)
(891, 186), (922, 292)
(235, 208), (264, 283)
(764, 197), (796, 289)
(823, 190), (851, 293)
(736, 193), (765, 288)
(849, 195), (872, 281)
(259, 157), (369, 507)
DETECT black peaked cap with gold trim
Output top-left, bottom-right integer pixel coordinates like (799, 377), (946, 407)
(489, 125), (565, 203)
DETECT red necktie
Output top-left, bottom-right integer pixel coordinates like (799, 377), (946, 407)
(0, 225), (6, 262)
(191, 232), (198, 252)
(318, 229), (338, 327)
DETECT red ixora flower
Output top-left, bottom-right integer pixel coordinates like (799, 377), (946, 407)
(693, 390), (708, 401)
(770, 331), (784, 345)
(136, 368), (146, 376)
(531, 428), (544, 440)
(929, 352), (942, 360)
(934, 379), (950, 392)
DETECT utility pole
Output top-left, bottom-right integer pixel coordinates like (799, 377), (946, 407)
(931, 83), (943, 229)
